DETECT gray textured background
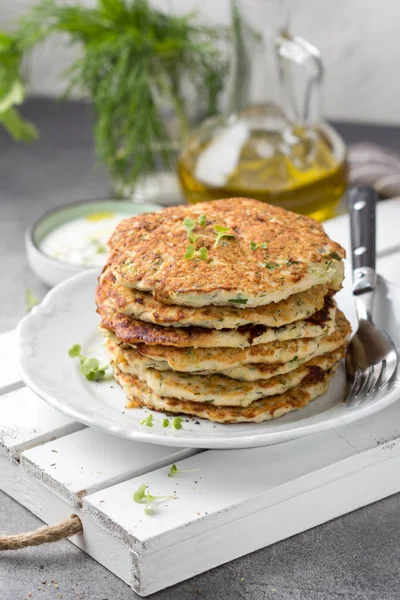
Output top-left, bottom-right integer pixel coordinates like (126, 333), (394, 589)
(1, 99), (400, 600)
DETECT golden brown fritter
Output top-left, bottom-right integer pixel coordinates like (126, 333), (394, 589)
(113, 364), (339, 423)
(132, 310), (351, 372)
(96, 271), (337, 348)
(107, 198), (345, 307)
(100, 267), (335, 329)
(107, 341), (345, 406)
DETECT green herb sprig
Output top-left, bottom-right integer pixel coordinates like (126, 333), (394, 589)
(213, 225), (235, 248)
(183, 216), (210, 261)
(133, 483), (175, 515)
(172, 417), (183, 429)
(183, 217), (198, 244)
(68, 344), (109, 381)
(250, 242), (267, 251)
(140, 414), (153, 427)
(184, 244), (208, 261)
(138, 415), (184, 429)
(168, 463), (200, 477)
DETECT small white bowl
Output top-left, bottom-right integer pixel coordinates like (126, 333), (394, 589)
(26, 198), (161, 287)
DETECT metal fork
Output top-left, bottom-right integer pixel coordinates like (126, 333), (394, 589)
(344, 187), (398, 407)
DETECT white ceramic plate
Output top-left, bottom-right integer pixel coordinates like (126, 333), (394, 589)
(18, 206), (400, 449)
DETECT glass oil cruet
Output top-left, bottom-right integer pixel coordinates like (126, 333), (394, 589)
(177, 0), (347, 221)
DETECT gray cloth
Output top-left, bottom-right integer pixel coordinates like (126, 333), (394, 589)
(348, 142), (400, 199)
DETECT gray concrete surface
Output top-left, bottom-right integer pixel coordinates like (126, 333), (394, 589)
(0, 99), (400, 600)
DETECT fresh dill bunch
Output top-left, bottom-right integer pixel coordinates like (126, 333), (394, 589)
(8, 0), (228, 188)
(0, 31), (39, 141)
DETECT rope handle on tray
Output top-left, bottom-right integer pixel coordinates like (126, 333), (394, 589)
(0, 514), (83, 550)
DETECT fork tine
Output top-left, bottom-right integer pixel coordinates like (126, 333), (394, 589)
(345, 369), (363, 406)
(354, 367), (370, 398)
(366, 363), (384, 395)
(378, 359), (388, 390)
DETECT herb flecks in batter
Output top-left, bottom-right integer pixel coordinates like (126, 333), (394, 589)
(68, 344), (108, 381)
(228, 295), (248, 304)
(264, 262), (279, 270)
(213, 225), (235, 248)
(133, 484), (175, 515)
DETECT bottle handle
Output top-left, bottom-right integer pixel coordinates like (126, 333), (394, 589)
(276, 31), (323, 130)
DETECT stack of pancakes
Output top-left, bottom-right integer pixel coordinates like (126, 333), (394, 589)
(96, 198), (351, 424)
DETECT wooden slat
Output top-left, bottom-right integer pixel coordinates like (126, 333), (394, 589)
(130, 451), (400, 596)
(0, 387), (83, 460)
(83, 402), (400, 595)
(21, 427), (198, 506)
(0, 453), (133, 586)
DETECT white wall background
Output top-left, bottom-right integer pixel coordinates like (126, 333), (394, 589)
(2, 0), (400, 124)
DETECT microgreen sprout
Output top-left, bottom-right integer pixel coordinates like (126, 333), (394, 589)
(198, 214), (207, 227)
(133, 483), (175, 515)
(184, 244), (196, 260)
(162, 418), (170, 428)
(250, 241), (267, 251)
(25, 289), (40, 312)
(184, 244), (208, 261)
(140, 414), (153, 427)
(183, 217), (198, 243)
(168, 463), (200, 477)
(68, 344), (108, 381)
(172, 417), (183, 430)
(198, 247), (208, 261)
(213, 225), (235, 248)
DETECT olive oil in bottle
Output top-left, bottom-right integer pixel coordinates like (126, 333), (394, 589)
(178, 114), (347, 222)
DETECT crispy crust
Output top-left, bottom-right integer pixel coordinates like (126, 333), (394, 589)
(133, 310), (351, 371)
(107, 198), (345, 307)
(100, 267), (334, 329)
(107, 340), (345, 406)
(97, 271), (337, 348)
(113, 364), (339, 423)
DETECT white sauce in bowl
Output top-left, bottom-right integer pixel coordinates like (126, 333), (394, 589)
(40, 212), (127, 267)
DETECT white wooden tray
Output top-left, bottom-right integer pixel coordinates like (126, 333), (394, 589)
(1, 200), (400, 597)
